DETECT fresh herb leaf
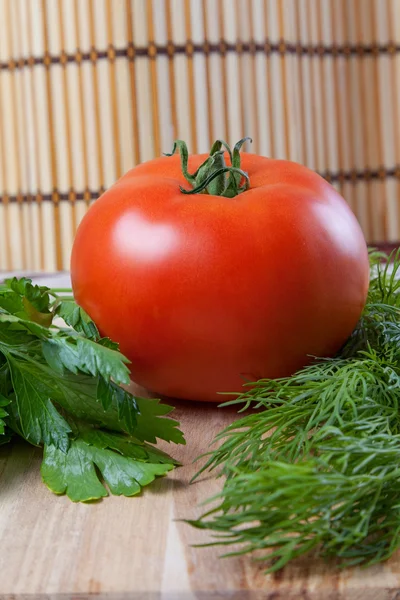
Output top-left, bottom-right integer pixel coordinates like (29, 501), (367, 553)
(0, 392), (9, 435)
(0, 360), (11, 396)
(97, 337), (120, 350)
(134, 397), (186, 445)
(42, 333), (131, 384)
(0, 306), (130, 386)
(46, 373), (135, 434)
(5, 277), (51, 312)
(6, 356), (71, 451)
(6, 396), (27, 440)
(74, 423), (179, 465)
(41, 440), (109, 501)
(0, 313), (52, 340)
(2, 344), (181, 446)
(0, 291), (24, 316)
(56, 300), (99, 340)
(2, 277), (53, 326)
(97, 376), (138, 434)
(0, 393), (9, 407)
(41, 424), (174, 502)
(48, 373), (184, 445)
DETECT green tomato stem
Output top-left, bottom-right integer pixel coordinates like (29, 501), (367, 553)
(165, 137), (252, 197)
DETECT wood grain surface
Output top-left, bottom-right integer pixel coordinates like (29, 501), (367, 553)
(0, 385), (400, 600)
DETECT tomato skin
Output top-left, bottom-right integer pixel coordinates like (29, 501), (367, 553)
(71, 154), (369, 401)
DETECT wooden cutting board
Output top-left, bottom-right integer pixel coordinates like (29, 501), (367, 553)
(1, 389), (400, 600)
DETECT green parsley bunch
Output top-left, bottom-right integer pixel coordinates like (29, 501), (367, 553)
(0, 278), (184, 501)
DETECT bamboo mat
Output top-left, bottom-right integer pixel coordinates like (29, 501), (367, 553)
(1, 0), (400, 271)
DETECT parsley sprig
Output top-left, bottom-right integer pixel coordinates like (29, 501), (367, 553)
(0, 277), (184, 502)
(189, 249), (400, 572)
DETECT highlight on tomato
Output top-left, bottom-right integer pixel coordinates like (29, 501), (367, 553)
(71, 138), (370, 401)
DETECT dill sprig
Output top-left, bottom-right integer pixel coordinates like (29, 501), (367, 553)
(188, 248), (400, 571)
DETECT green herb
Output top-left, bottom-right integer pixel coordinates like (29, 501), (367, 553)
(0, 277), (184, 502)
(41, 419), (177, 502)
(189, 248), (400, 571)
(0, 393), (9, 437)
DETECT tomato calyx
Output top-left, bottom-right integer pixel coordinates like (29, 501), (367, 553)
(164, 137), (252, 198)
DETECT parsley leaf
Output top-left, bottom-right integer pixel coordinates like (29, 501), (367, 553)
(5, 277), (51, 313)
(97, 376), (138, 433)
(0, 359), (11, 395)
(41, 422), (174, 502)
(6, 356), (71, 451)
(0, 313), (52, 341)
(41, 441), (109, 501)
(56, 300), (99, 340)
(42, 332), (131, 384)
(134, 397), (186, 445)
(0, 393), (9, 435)
(76, 425), (179, 465)
(1, 278), (53, 327)
(43, 373), (134, 433)
(48, 373), (183, 444)
(0, 310), (131, 385)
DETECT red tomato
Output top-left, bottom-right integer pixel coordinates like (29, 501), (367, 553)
(71, 147), (369, 401)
